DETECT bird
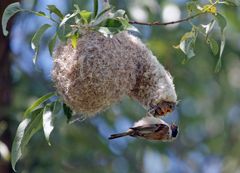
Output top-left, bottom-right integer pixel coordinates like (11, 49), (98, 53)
(109, 116), (178, 141)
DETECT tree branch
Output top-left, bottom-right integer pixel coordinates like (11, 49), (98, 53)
(129, 12), (205, 26)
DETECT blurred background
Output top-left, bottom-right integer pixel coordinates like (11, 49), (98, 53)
(1, 0), (240, 172)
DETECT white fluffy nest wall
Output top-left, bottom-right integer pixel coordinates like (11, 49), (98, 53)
(52, 31), (177, 116)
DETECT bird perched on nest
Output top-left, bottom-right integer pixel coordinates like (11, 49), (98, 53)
(52, 31), (177, 117)
(109, 116), (178, 141)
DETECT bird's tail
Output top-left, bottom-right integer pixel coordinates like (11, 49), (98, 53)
(108, 132), (130, 140)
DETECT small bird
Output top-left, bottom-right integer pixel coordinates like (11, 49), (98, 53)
(148, 101), (176, 117)
(109, 116), (178, 141)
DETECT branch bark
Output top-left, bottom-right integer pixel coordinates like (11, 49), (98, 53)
(129, 13), (204, 26)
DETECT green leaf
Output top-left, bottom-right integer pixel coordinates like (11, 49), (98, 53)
(178, 29), (198, 59)
(96, 6), (112, 19)
(53, 100), (62, 115)
(93, 0), (99, 18)
(127, 25), (139, 33)
(186, 1), (201, 14)
(215, 30), (226, 72)
(215, 13), (227, 33)
(2, 2), (23, 36)
(56, 27), (67, 42)
(31, 24), (51, 64)
(202, 20), (215, 39)
(43, 104), (54, 146)
(34, 11), (46, 17)
(63, 104), (73, 123)
(11, 108), (43, 171)
(24, 92), (55, 118)
(104, 18), (123, 28)
(92, 6), (113, 26)
(71, 34), (79, 48)
(60, 12), (78, 27)
(47, 5), (64, 19)
(113, 9), (126, 18)
(80, 10), (92, 24)
(74, 4), (81, 13)
(223, 0), (240, 6)
(98, 18), (126, 36)
(214, 13), (227, 72)
(48, 33), (57, 56)
(98, 27), (114, 37)
(208, 38), (219, 55)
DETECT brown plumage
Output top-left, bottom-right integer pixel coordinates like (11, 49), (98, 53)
(109, 116), (178, 141)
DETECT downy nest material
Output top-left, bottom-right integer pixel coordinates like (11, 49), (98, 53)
(52, 31), (177, 116)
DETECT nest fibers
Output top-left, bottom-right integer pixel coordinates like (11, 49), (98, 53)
(52, 31), (177, 116)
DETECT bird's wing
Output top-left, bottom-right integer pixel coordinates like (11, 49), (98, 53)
(130, 124), (161, 132)
(154, 124), (169, 132)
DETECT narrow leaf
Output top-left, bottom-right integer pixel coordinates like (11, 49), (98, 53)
(24, 92), (55, 117)
(208, 38), (219, 55)
(215, 13), (227, 33)
(34, 11), (46, 17)
(127, 25), (139, 33)
(53, 100), (62, 115)
(71, 34), (78, 48)
(43, 104), (54, 145)
(2, 2), (23, 36)
(186, 1), (201, 14)
(113, 9), (126, 18)
(56, 27), (66, 42)
(92, 6), (113, 26)
(60, 12), (78, 27)
(11, 119), (30, 171)
(31, 24), (51, 64)
(80, 10), (92, 24)
(93, 0), (99, 18)
(96, 6), (112, 19)
(48, 33), (57, 56)
(202, 20), (215, 39)
(178, 29), (198, 59)
(11, 108), (43, 171)
(47, 5), (64, 19)
(224, 0), (240, 6)
(63, 104), (73, 123)
(219, 31), (226, 58)
(104, 18), (123, 28)
(215, 30), (226, 72)
(98, 27), (113, 37)
(215, 13), (227, 72)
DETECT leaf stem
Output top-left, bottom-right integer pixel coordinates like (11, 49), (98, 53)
(129, 12), (206, 26)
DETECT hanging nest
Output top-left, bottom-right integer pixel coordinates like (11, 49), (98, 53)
(52, 31), (177, 116)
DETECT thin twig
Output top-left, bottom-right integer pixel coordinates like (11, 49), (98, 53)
(129, 12), (205, 26)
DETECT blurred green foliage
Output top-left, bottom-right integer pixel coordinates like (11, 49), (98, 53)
(1, 0), (240, 172)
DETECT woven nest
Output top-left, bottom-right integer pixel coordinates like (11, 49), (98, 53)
(52, 31), (177, 116)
